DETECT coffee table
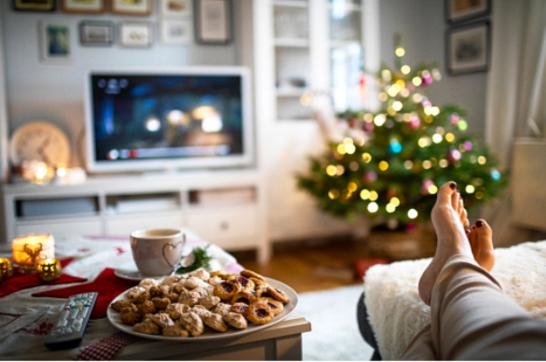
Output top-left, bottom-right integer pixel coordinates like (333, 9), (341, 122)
(0, 233), (311, 360)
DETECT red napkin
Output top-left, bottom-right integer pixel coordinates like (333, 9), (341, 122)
(33, 268), (138, 319)
(0, 258), (86, 298)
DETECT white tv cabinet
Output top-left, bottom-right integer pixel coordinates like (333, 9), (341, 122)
(0, 169), (270, 263)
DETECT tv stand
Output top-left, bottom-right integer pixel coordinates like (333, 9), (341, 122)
(1, 169), (270, 263)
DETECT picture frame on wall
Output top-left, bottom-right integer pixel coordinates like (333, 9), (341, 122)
(194, 0), (231, 45)
(446, 21), (490, 75)
(61, 0), (104, 14)
(160, 0), (192, 18)
(161, 20), (193, 45)
(111, 0), (152, 16)
(119, 22), (153, 48)
(79, 21), (115, 47)
(445, 0), (490, 24)
(39, 21), (72, 64)
(13, 0), (55, 12)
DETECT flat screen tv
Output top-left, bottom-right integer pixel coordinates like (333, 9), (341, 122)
(84, 67), (253, 172)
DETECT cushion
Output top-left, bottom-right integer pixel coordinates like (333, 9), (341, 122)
(363, 240), (546, 360)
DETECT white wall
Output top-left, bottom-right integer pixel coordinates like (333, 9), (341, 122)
(2, 1), (242, 167)
(378, 0), (488, 137)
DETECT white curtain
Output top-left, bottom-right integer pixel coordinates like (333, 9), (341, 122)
(485, 0), (546, 167)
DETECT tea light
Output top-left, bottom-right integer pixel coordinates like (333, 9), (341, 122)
(36, 258), (61, 282)
(12, 234), (55, 272)
(0, 258), (13, 281)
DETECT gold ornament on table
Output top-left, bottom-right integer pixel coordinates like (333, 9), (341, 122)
(0, 258), (13, 282)
(36, 258), (61, 282)
(12, 234), (55, 272)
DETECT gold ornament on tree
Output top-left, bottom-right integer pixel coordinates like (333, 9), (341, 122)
(0, 258), (13, 282)
(36, 258), (61, 282)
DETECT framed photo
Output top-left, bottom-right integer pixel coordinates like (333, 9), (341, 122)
(194, 0), (231, 45)
(160, 0), (192, 18)
(446, 22), (490, 75)
(13, 0), (55, 12)
(79, 21), (114, 47)
(119, 22), (153, 48)
(111, 0), (152, 16)
(445, 0), (490, 24)
(61, 0), (104, 14)
(39, 21), (72, 63)
(160, 20), (193, 45)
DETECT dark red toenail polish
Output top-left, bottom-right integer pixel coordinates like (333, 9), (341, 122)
(476, 220), (483, 227)
(449, 182), (457, 190)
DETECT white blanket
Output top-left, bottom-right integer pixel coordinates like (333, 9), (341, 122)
(363, 240), (546, 360)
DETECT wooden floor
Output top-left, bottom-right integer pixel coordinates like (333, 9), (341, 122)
(232, 236), (375, 293)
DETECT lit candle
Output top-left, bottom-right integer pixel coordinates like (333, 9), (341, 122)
(0, 258), (13, 281)
(36, 258), (61, 282)
(12, 234), (55, 272)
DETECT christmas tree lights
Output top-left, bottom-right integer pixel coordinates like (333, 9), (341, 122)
(297, 42), (506, 224)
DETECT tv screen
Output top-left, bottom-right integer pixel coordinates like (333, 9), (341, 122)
(85, 68), (252, 172)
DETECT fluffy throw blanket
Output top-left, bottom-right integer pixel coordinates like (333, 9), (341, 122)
(363, 240), (546, 360)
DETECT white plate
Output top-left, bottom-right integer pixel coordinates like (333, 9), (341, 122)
(114, 268), (164, 282)
(107, 277), (298, 341)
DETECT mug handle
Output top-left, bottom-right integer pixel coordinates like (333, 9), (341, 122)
(161, 233), (187, 269)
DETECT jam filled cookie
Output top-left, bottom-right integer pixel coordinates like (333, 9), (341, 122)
(231, 290), (256, 305)
(261, 286), (290, 304)
(246, 301), (274, 325)
(213, 280), (242, 301)
(230, 302), (249, 315)
(202, 312), (228, 332)
(228, 275), (255, 292)
(240, 269), (265, 282)
(224, 312), (248, 330)
(180, 312), (205, 337)
(262, 298), (284, 316)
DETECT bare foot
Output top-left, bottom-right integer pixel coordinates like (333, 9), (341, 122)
(418, 182), (475, 305)
(452, 194), (496, 271)
(469, 219), (495, 271)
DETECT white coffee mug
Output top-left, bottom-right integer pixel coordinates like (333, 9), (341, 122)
(130, 228), (186, 276)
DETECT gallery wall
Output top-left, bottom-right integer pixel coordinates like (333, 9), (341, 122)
(378, 0), (489, 138)
(1, 1), (242, 167)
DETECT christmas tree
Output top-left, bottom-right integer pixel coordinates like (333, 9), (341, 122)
(297, 42), (506, 224)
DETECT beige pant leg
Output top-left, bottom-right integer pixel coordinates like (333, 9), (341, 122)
(430, 255), (546, 360)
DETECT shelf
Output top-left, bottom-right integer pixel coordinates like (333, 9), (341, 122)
(274, 38), (309, 48)
(274, 0), (308, 8)
(328, 2), (362, 13)
(276, 88), (308, 97)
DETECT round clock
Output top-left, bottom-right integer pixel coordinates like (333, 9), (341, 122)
(9, 121), (71, 168)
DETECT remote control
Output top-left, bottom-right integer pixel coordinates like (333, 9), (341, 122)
(44, 292), (98, 350)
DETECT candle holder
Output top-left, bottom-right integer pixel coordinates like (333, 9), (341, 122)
(12, 234), (55, 272)
(0, 258), (13, 282)
(36, 258), (61, 282)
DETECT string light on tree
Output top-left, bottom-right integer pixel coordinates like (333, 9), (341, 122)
(297, 36), (506, 223)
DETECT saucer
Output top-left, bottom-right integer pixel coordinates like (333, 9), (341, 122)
(114, 268), (164, 281)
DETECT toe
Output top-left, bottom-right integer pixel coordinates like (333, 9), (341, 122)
(461, 208), (469, 229)
(451, 191), (460, 210)
(437, 181), (457, 205)
(475, 219), (493, 244)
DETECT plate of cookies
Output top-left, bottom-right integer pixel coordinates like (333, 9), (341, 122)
(107, 268), (298, 341)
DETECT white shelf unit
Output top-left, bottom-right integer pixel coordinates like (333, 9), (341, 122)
(1, 170), (270, 262)
(252, 0), (380, 242)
